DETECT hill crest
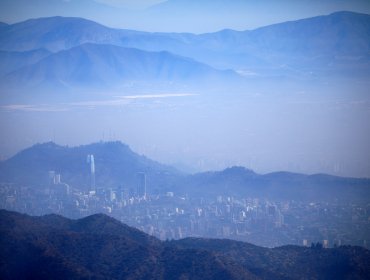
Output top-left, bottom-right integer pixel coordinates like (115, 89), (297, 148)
(1, 209), (369, 279)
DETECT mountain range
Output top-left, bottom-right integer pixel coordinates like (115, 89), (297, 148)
(3, 43), (236, 90)
(1, 0), (370, 33)
(0, 141), (369, 202)
(0, 11), (369, 91)
(0, 48), (51, 77)
(1, 209), (369, 279)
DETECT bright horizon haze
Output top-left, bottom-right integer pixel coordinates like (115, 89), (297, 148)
(0, 2), (369, 178)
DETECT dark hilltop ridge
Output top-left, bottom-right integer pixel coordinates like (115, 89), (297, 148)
(0, 209), (369, 280)
(0, 141), (369, 202)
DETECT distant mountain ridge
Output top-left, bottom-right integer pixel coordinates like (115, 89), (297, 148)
(181, 166), (370, 202)
(2, 43), (236, 90)
(1, 209), (369, 279)
(0, 11), (369, 90)
(0, 16), (129, 52)
(1, 0), (370, 33)
(0, 142), (369, 201)
(0, 141), (181, 191)
(0, 48), (51, 76)
(2, 12), (369, 56)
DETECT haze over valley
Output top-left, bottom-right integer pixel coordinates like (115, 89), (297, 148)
(1, 1), (370, 278)
(0, 11), (369, 177)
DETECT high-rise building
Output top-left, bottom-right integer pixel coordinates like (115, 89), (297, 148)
(137, 172), (146, 198)
(48, 171), (55, 185)
(87, 154), (96, 191)
(54, 174), (61, 184)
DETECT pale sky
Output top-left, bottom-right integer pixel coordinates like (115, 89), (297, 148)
(94, 0), (166, 9)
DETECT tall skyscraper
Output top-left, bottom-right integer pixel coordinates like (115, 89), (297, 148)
(137, 172), (146, 198)
(48, 171), (55, 185)
(54, 174), (61, 184)
(87, 154), (96, 191)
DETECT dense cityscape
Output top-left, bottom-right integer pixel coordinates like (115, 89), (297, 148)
(1, 164), (369, 249)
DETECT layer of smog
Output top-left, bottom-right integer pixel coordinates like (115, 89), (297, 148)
(0, 1), (369, 279)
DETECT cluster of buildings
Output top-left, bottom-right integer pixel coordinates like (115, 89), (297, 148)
(0, 153), (369, 248)
(1, 180), (369, 248)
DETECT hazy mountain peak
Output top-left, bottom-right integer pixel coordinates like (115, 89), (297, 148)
(2, 41), (239, 90)
(8, 15), (111, 35)
(223, 166), (256, 175)
(329, 10), (370, 17)
(18, 15), (100, 25)
(33, 141), (61, 148)
(0, 141), (180, 190)
(0, 16), (116, 52)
